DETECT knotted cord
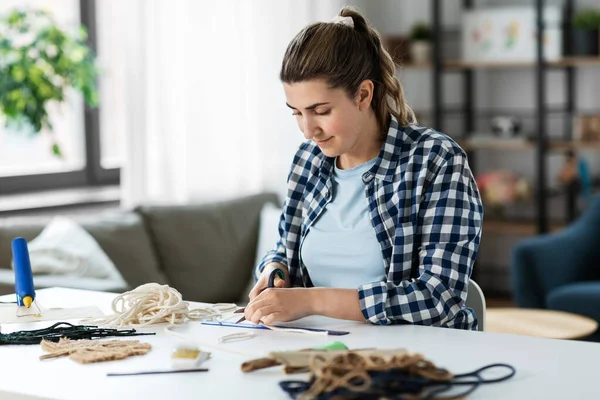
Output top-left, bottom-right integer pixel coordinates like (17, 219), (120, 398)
(40, 338), (152, 364)
(0, 322), (154, 345)
(279, 350), (516, 400)
(304, 351), (453, 397)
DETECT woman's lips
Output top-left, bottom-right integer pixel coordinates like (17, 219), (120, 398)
(315, 137), (332, 145)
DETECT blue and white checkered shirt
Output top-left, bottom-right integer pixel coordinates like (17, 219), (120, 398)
(258, 116), (483, 330)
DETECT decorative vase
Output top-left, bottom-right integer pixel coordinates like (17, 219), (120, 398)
(410, 41), (431, 64)
(571, 29), (599, 56)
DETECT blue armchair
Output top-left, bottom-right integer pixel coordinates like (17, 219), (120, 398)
(511, 194), (600, 323)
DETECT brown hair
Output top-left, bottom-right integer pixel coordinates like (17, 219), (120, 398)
(280, 6), (416, 132)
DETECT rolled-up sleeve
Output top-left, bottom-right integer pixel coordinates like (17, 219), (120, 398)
(358, 152), (483, 328)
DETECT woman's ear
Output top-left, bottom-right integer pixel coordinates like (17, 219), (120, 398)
(356, 80), (374, 111)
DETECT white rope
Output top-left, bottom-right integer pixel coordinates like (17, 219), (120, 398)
(164, 324), (258, 357)
(215, 324), (327, 343)
(217, 331), (255, 343)
(85, 283), (236, 328)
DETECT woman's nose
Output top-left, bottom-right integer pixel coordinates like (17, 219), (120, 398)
(302, 117), (319, 140)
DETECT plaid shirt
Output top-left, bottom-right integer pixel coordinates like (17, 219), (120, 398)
(258, 117), (483, 330)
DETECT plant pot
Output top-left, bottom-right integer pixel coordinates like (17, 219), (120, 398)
(410, 41), (431, 64)
(570, 29), (599, 56)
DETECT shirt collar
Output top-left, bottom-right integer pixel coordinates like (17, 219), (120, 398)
(319, 115), (404, 183)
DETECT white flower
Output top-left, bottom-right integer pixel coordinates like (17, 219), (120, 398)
(27, 47), (39, 59)
(45, 44), (58, 58)
(51, 75), (64, 87)
(12, 32), (35, 48)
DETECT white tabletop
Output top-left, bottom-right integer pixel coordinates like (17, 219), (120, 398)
(1, 287), (599, 400)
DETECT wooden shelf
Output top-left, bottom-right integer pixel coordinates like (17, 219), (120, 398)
(483, 220), (565, 236)
(400, 56), (600, 70)
(445, 60), (540, 70)
(458, 139), (600, 152)
(460, 140), (535, 151)
(551, 56), (600, 67)
(548, 141), (600, 151)
(402, 62), (432, 70)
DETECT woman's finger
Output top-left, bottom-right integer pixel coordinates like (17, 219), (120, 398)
(249, 303), (280, 325)
(248, 276), (267, 300)
(260, 311), (283, 325)
(244, 293), (269, 321)
(273, 276), (285, 288)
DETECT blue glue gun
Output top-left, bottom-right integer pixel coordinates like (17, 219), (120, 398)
(12, 237), (35, 308)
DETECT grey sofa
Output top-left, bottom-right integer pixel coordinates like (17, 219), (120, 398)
(0, 193), (279, 304)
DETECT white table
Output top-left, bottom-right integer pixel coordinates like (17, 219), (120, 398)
(1, 288), (600, 400)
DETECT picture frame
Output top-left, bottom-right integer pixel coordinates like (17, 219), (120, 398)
(573, 114), (600, 143)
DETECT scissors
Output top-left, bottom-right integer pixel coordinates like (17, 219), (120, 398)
(234, 268), (285, 324)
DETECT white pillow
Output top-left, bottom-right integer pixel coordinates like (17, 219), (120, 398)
(253, 202), (284, 270)
(14, 216), (127, 288)
(239, 202), (282, 304)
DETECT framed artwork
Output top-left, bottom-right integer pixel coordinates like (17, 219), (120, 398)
(462, 7), (562, 62)
(574, 114), (600, 143)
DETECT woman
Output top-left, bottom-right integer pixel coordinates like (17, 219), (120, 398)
(245, 7), (483, 330)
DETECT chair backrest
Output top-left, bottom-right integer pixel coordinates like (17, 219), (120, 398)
(466, 279), (486, 332)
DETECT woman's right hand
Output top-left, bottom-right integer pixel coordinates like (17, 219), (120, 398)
(248, 263), (289, 301)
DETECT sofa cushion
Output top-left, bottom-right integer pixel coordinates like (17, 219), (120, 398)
(547, 281), (600, 322)
(0, 212), (168, 293)
(137, 193), (278, 303)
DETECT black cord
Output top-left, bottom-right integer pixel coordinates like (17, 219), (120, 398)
(453, 363), (517, 384)
(0, 321), (156, 345)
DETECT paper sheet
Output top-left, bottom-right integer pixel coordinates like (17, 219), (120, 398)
(0, 303), (104, 324)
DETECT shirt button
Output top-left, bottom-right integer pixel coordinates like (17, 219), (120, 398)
(323, 190), (330, 198)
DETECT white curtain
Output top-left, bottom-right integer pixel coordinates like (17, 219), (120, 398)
(96, 0), (351, 208)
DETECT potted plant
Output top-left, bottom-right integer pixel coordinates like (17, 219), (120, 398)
(0, 9), (99, 157)
(570, 9), (600, 56)
(409, 22), (432, 64)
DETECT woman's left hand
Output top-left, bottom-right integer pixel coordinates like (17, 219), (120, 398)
(243, 288), (314, 325)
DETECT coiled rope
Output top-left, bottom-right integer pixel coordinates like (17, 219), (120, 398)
(85, 283), (236, 328)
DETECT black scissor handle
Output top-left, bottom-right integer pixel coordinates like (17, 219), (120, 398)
(267, 268), (285, 288)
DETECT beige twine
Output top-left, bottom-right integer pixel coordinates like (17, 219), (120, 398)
(40, 338), (151, 364)
(302, 351), (454, 400)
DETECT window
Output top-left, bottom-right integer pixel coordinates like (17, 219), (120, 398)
(0, 0), (119, 195)
(96, 0), (124, 171)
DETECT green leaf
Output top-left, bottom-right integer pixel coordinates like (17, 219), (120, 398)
(573, 9), (600, 30)
(0, 7), (100, 140)
(51, 142), (62, 157)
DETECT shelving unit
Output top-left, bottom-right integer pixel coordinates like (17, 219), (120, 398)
(403, 56), (600, 70)
(458, 139), (600, 152)
(429, 0), (599, 236)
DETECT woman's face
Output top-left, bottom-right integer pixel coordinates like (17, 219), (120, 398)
(283, 79), (370, 159)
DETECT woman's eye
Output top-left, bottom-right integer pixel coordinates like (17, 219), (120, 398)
(315, 110), (331, 116)
(292, 111), (301, 116)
